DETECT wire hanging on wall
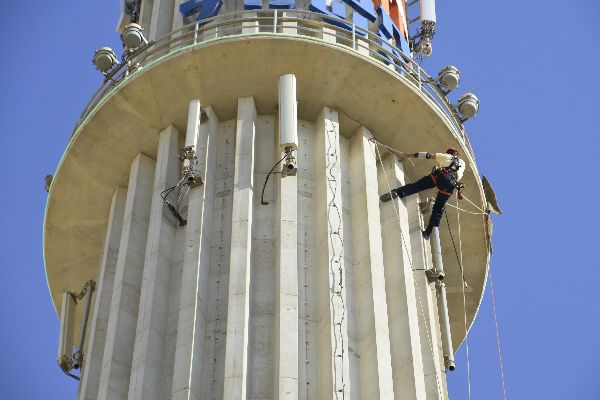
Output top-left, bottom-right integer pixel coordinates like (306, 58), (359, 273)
(324, 113), (347, 400)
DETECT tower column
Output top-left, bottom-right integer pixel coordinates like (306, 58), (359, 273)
(171, 102), (220, 400)
(128, 126), (180, 400)
(223, 97), (257, 400)
(377, 154), (427, 400)
(349, 127), (394, 400)
(405, 190), (449, 399)
(314, 107), (352, 400)
(275, 140), (299, 400)
(78, 188), (127, 400)
(97, 153), (156, 400)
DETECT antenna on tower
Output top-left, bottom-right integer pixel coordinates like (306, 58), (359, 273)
(409, 0), (436, 57)
(57, 281), (96, 381)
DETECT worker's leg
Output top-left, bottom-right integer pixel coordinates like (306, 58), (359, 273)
(397, 175), (436, 197)
(380, 174), (435, 202)
(423, 191), (451, 239)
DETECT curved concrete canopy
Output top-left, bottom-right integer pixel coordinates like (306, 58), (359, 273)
(44, 35), (490, 348)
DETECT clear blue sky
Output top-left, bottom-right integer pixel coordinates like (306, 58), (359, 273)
(0, 1), (598, 398)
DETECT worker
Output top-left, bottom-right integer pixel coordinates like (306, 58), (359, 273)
(380, 148), (465, 240)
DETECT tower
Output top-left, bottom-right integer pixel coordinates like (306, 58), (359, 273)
(44, 1), (492, 399)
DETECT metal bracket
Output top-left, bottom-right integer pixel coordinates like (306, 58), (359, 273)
(426, 268), (445, 282)
(444, 355), (456, 371)
(72, 280), (96, 302)
(281, 148), (297, 177)
(179, 145), (203, 187)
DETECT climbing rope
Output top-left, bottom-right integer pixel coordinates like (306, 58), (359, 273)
(489, 266), (508, 400)
(372, 135), (507, 399)
(369, 136), (487, 216)
(371, 139), (444, 399)
(446, 198), (472, 400)
(444, 201), (487, 216)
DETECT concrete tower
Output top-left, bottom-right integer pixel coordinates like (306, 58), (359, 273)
(44, 1), (492, 399)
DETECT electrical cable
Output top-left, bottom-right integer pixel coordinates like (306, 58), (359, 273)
(260, 148), (292, 205)
(324, 115), (347, 400)
(160, 176), (187, 226)
(62, 369), (80, 381)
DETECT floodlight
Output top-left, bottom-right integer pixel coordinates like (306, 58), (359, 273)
(92, 47), (119, 73)
(121, 23), (148, 49)
(437, 66), (460, 91)
(456, 93), (479, 119)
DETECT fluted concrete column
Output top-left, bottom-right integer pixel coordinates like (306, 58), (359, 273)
(149, 0), (175, 40)
(297, 122), (318, 400)
(377, 154), (426, 400)
(78, 188), (127, 400)
(314, 107), (352, 399)
(405, 186), (449, 399)
(349, 127), (394, 400)
(275, 138), (299, 400)
(171, 102), (220, 400)
(223, 97), (257, 400)
(98, 153), (156, 400)
(128, 125), (180, 400)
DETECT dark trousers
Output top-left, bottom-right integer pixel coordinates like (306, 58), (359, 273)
(397, 171), (456, 234)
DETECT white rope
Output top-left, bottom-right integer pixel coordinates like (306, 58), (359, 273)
(371, 139), (444, 400)
(455, 195), (472, 400)
(462, 194), (487, 214)
(445, 201), (487, 215)
(369, 136), (488, 216)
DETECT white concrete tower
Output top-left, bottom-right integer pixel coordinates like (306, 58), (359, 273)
(44, 1), (492, 399)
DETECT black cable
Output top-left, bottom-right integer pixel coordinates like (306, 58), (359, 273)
(160, 185), (176, 202)
(161, 184), (187, 226)
(260, 149), (292, 205)
(62, 369), (80, 381)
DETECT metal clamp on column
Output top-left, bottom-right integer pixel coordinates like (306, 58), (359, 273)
(425, 266), (445, 281)
(430, 227), (455, 371)
(281, 146), (297, 177)
(179, 145), (203, 187)
(57, 280), (96, 380)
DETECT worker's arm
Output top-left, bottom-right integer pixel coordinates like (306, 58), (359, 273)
(402, 152), (436, 159)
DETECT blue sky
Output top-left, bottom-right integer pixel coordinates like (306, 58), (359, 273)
(0, 1), (598, 398)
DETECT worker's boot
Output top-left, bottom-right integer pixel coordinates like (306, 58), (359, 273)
(380, 189), (402, 202)
(422, 226), (432, 240)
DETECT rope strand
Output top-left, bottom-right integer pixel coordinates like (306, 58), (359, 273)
(490, 266), (508, 400)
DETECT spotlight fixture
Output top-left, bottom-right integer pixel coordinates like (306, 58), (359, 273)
(92, 47), (119, 74)
(121, 23), (148, 50)
(456, 93), (479, 120)
(437, 65), (460, 91)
